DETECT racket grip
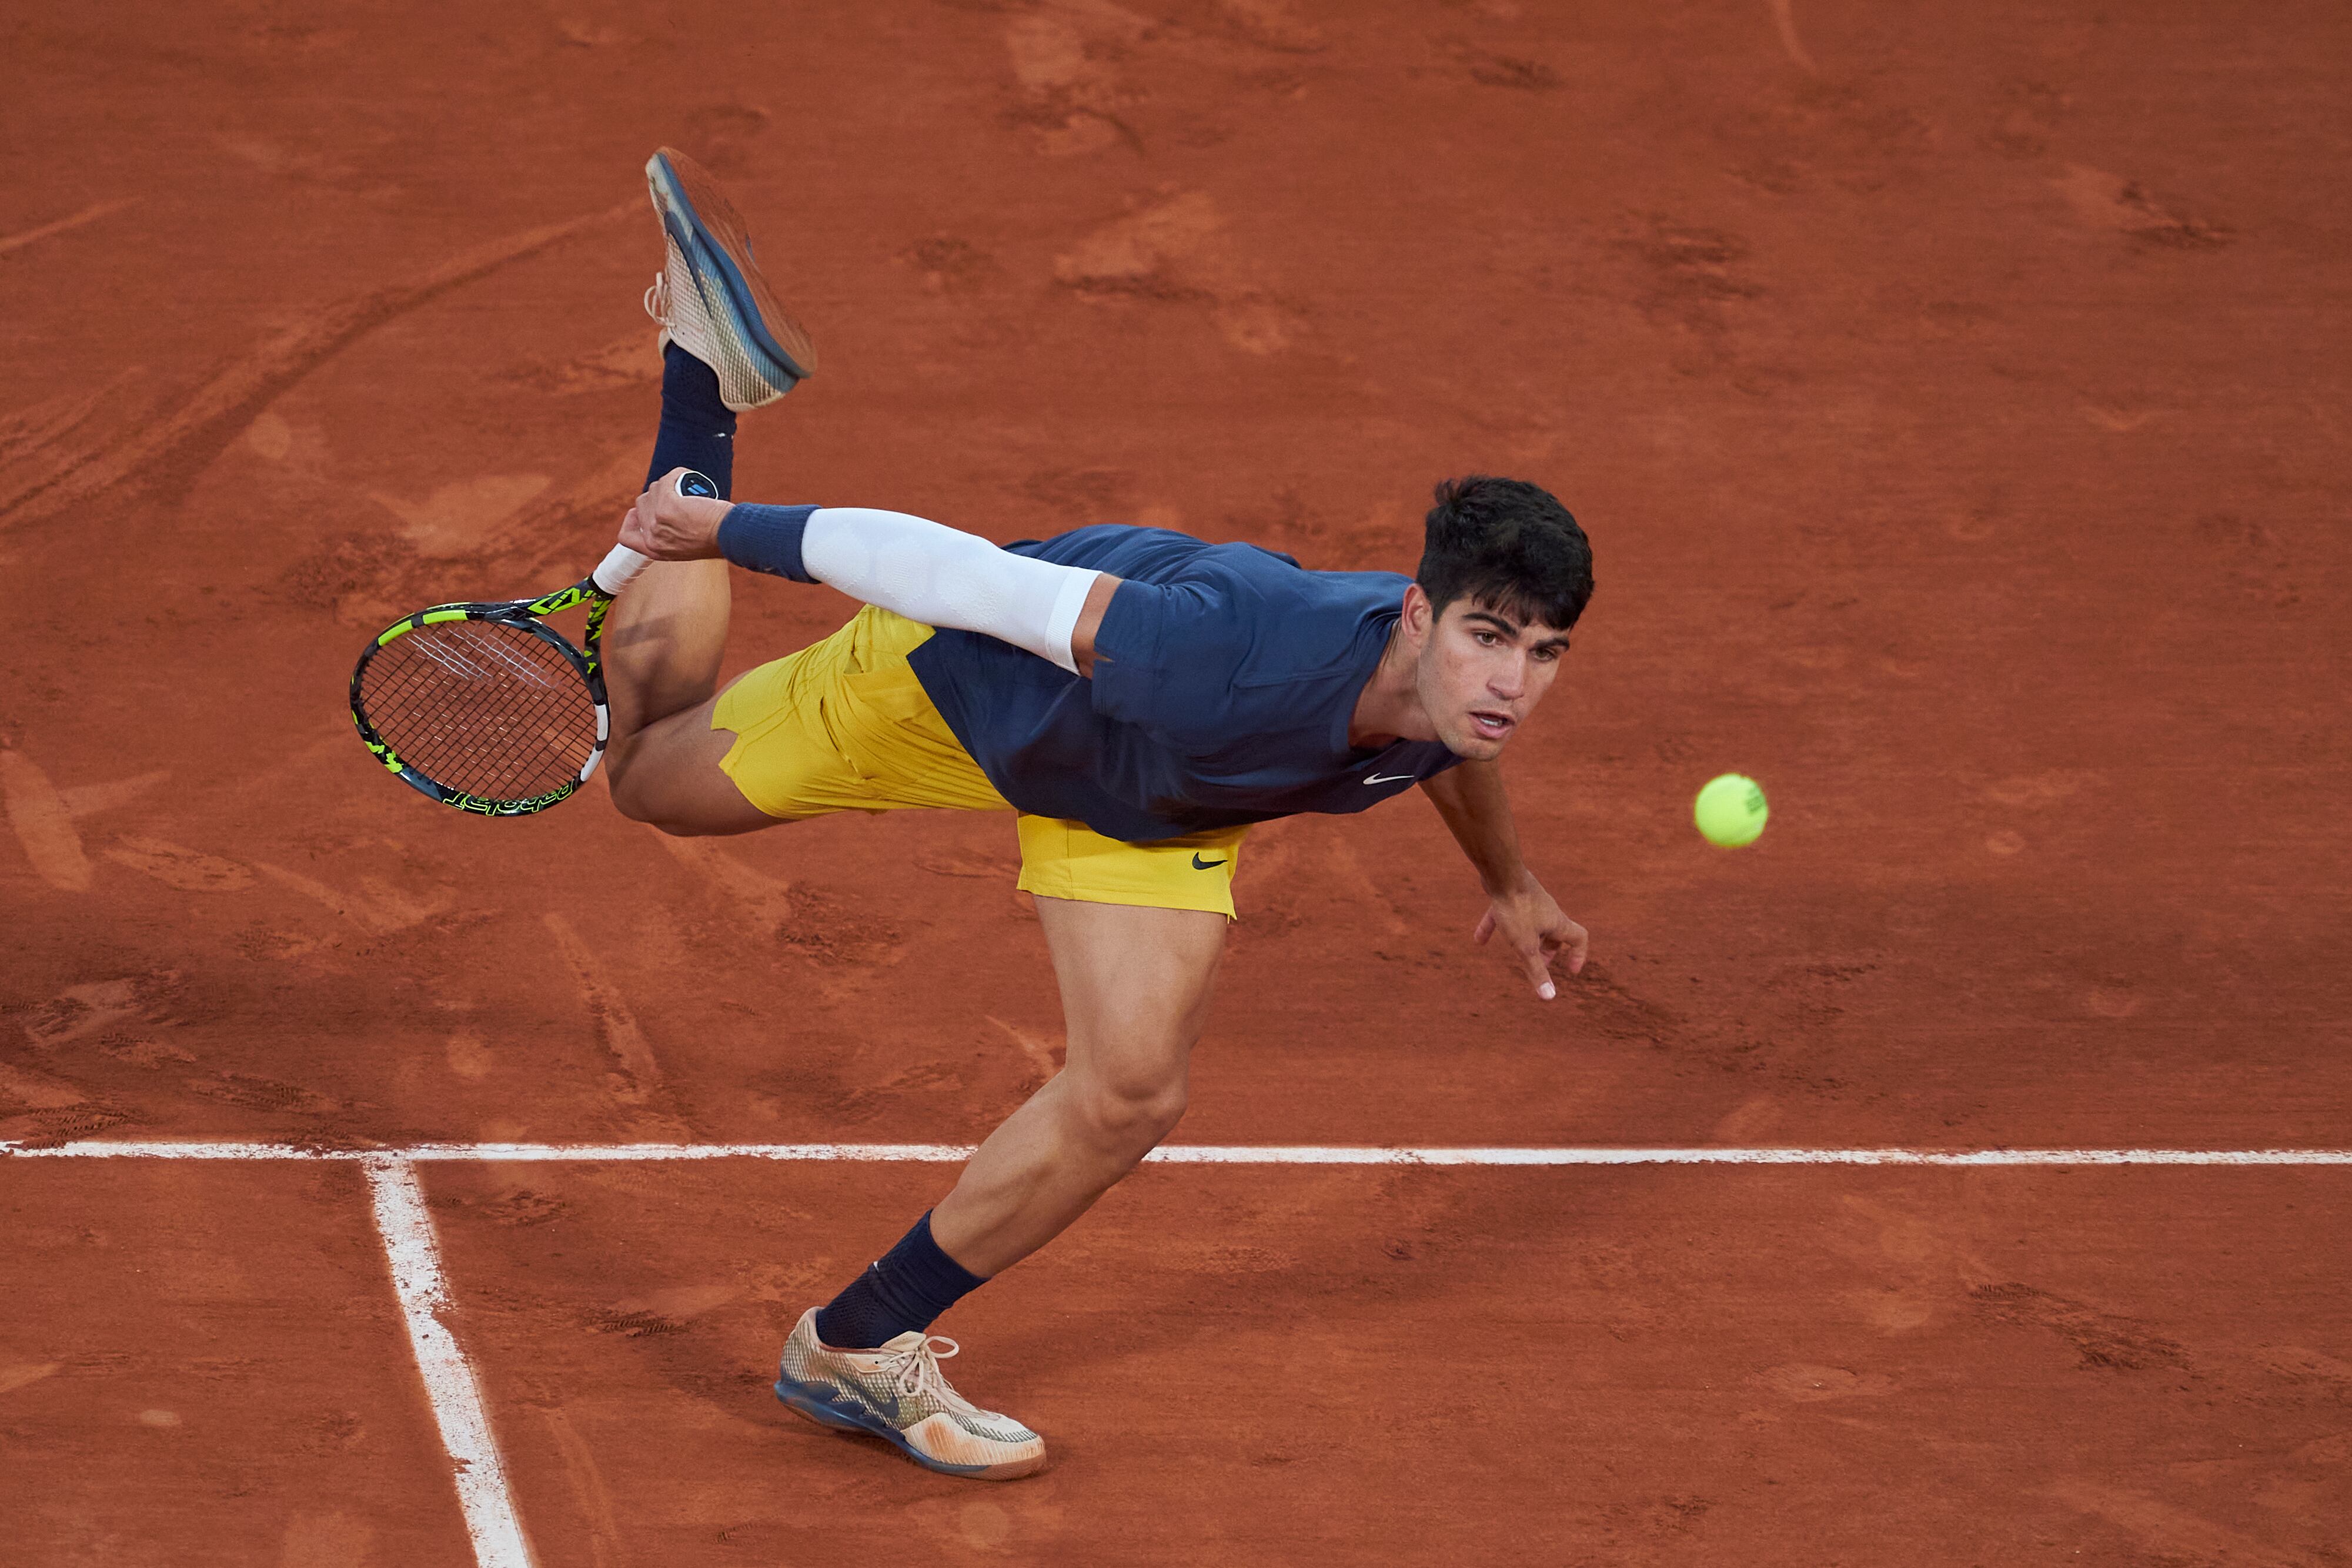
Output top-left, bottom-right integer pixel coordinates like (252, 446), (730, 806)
(592, 544), (652, 596)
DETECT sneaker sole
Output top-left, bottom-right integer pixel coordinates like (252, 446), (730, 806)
(648, 147), (819, 383)
(773, 1373), (1044, 1481)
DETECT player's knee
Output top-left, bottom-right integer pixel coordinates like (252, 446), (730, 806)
(606, 758), (699, 835)
(1068, 1071), (1188, 1159)
(606, 765), (670, 830)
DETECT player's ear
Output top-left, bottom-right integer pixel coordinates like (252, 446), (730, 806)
(1401, 581), (1434, 637)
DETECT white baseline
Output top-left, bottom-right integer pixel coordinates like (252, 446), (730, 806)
(7, 1140), (2351, 1165)
(16, 1135), (2350, 1568)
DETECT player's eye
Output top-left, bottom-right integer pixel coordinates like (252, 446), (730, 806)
(1472, 631), (1498, 646)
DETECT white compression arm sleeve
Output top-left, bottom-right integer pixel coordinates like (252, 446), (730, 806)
(800, 507), (1102, 674)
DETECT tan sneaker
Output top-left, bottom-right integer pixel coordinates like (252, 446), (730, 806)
(643, 146), (817, 410)
(773, 1308), (1046, 1480)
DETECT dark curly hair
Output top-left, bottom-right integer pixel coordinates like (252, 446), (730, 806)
(1415, 476), (1594, 631)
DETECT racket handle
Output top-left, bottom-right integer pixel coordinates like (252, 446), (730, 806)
(593, 472), (711, 594)
(592, 544), (652, 596)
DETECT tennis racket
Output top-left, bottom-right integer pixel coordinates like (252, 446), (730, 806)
(349, 468), (720, 815)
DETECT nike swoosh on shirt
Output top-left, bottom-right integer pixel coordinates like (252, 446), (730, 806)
(1363, 773), (1415, 785)
(1191, 854), (1227, 870)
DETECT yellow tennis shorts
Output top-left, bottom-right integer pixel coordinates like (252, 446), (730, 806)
(713, 606), (1247, 917)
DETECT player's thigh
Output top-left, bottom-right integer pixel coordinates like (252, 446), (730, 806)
(1033, 895), (1227, 1095)
(604, 693), (774, 836)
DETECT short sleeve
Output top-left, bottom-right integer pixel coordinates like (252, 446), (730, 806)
(1088, 574), (1255, 738)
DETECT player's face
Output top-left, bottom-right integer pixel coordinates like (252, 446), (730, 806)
(1412, 593), (1571, 759)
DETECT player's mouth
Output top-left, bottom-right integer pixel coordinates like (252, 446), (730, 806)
(1468, 709), (1515, 741)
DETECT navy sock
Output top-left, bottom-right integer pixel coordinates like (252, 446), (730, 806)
(813, 1212), (987, 1350)
(643, 343), (737, 498)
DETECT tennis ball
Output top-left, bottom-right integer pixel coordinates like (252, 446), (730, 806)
(1694, 773), (1768, 847)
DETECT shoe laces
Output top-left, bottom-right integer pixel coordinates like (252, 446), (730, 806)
(877, 1336), (974, 1410)
(643, 272), (670, 327)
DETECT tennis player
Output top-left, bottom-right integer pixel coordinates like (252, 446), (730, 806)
(606, 149), (1595, 1480)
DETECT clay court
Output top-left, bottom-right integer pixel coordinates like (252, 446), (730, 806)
(4, 1), (2348, 1562)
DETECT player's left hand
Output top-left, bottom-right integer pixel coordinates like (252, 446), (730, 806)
(619, 467), (731, 561)
(1474, 874), (1588, 1001)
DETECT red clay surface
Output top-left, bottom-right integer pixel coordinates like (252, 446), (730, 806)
(426, 1162), (2352, 1565)
(4, 0), (2348, 1561)
(0, 1163), (473, 1565)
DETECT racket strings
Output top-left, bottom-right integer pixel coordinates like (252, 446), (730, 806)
(360, 619), (599, 801)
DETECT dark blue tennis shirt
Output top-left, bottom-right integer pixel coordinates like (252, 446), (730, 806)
(904, 525), (1463, 842)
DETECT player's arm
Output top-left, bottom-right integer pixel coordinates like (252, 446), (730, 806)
(617, 471), (1118, 674)
(1421, 759), (1588, 1000)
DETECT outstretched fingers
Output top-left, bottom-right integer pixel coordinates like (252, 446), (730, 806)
(1476, 899), (1589, 999)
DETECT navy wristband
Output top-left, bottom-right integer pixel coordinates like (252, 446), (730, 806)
(716, 503), (822, 583)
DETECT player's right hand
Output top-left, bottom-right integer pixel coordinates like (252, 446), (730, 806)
(1472, 874), (1588, 1001)
(619, 467), (731, 561)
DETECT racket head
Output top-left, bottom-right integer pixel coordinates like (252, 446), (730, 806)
(350, 603), (609, 815)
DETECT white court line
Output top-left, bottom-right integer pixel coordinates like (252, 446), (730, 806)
(8, 1139), (2352, 1165)
(16, 1137), (2352, 1568)
(363, 1156), (535, 1568)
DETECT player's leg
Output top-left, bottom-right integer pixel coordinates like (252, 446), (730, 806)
(600, 147), (815, 835)
(597, 342), (767, 833)
(771, 894), (1225, 1480)
(928, 897), (1226, 1273)
(599, 559), (760, 834)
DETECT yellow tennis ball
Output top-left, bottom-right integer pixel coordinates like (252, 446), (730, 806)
(1695, 773), (1768, 847)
